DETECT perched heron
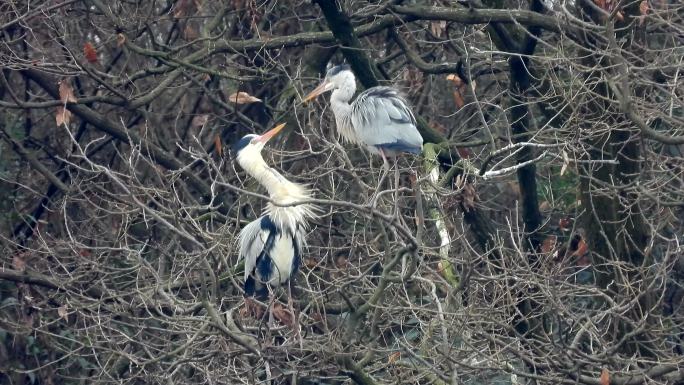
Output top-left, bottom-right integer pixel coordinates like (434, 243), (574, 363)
(303, 64), (423, 206)
(233, 123), (315, 322)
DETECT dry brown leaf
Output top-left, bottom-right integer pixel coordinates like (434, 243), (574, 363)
(228, 91), (262, 104)
(191, 114), (209, 128)
(59, 80), (77, 104)
(272, 302), (294, 327)
(183, 24), (199, 40)
(452, 90), (465, 109)
(116, 33), (126, 47)
(57, 305), (68, 319)
(430, 20), (446, 37)
(639, 1), (649, 25)
(304, 257), (317, 269)
(214, 135), (222, 157)
(539, 201), (551, 212)
(388, 351), (401, 364)
(56, 107), (72, 126)
(12, 255), (26, 271)
(541, 235), (557, 254)
(173, 0), (192, 18)
(83, 42), (98, 63)
(461, 183), (478, 212)
(600, 368), (610, 385)
(507, 181), (521, 198)
(446, 74), (463, 86)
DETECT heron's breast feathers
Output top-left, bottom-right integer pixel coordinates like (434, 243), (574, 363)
(265, 182), (316, 233)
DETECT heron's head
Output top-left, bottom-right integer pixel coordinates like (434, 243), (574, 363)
(233, 123), (285, 166)
(303, 64), (355, 102)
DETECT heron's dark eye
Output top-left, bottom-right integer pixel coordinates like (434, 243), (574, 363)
(250, 138), (258, 144)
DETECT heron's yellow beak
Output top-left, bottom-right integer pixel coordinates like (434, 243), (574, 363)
(257, 123), (285, 143)
(303, 80), (333, 103)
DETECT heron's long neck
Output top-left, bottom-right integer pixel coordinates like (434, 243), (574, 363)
(243, 159), (314, 230)
(330, 84), (358, 144)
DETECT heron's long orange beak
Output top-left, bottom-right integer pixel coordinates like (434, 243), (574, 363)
(303, 80), (332, 103)
(257, 123), (286, 143)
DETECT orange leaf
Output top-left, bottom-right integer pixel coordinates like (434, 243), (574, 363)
(446, 74), (463, 86)
(388, 351), (401, 364)
(116, 33), (126, 47)
(12, 255), (26, 271)
(83, 42), (98, 63)
(58, 80), (77, 104)
(56, 107), (72, 126)
(572, 238), (589, 257)
(228, 91), (262, 104)
(452, 90), (465, 108)
(214, 135), (222, 157)
(600, 368), (610, 385)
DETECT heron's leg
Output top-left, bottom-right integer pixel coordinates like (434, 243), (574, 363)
(267, 286), (276, 329)
(287, 282), (304, 349)
(370, 149), (391, 208)
(393, 157), (400, 218)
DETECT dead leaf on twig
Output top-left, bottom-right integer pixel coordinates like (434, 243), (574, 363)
(430, 20), (446, 37)
(272, 302), (294, 327)
(58, 305), (68, 319)
(214, 135), (222, 157)
(460, 182), (478, 212)
(59, 80), (77, 104)
(56, 107), (72, 126)
(83, 42), (98, 63)
(600, 368), (610, 385)
(228, 91), (262, 104)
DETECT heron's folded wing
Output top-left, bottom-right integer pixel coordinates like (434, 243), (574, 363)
(351, 87), (423, 153)
(238, 217), (269, 282)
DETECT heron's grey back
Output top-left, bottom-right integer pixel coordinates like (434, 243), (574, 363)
(351, 87), (423, 153)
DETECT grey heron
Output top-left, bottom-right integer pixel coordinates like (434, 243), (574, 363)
(303, 64), (423, 207)
(233, 123), (315, 323)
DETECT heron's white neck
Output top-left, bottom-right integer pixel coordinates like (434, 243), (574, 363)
(238, 154), (315, 231)
(330, 83), (359, 145)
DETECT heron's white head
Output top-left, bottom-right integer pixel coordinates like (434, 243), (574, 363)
(303, 64), (356, 103)
(233, 123), (285, 169)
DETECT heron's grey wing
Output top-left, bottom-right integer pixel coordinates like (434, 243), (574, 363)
(351, 87), (423, 153)
(238, 217), (269, 282)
